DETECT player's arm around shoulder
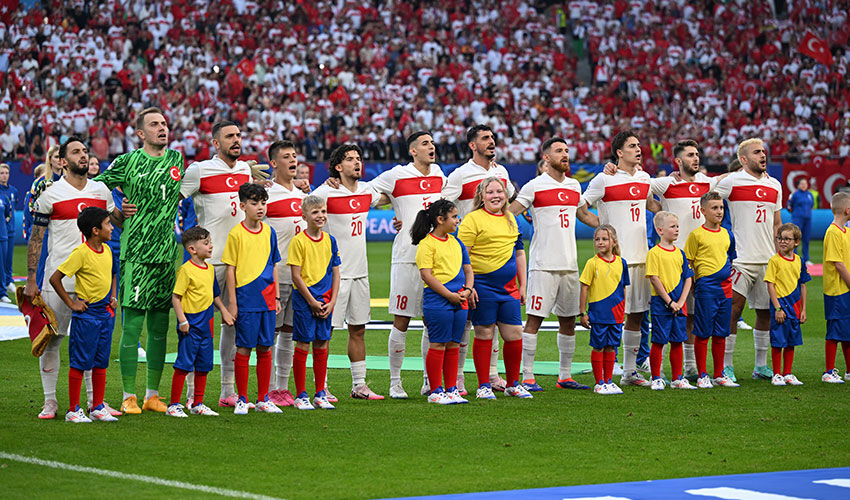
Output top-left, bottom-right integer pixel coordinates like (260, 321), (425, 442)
(94, 153), (127, 190)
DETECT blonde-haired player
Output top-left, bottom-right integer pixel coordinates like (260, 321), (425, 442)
(714, 138), (782, 381)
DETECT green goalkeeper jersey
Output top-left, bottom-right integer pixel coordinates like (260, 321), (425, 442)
(96, 148), (185, 264)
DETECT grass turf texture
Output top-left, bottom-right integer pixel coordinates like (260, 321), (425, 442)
(1, 240), (848, 500)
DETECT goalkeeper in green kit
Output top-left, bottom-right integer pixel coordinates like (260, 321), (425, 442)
(95, 108), (184, 413)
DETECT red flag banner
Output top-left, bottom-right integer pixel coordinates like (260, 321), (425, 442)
(782, 159), (850, 208)
(798, 31), (834, 66)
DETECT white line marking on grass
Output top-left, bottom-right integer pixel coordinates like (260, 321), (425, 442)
(685, 487), (815, 500)
(0, 451), (284, 500)
(813, 479), (850, 488)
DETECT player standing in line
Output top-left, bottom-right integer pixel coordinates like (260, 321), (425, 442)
(312, 144), (388, 400)
(369, 132), (446, 399)
(458, 177), (531, 400)
(684, 192), (739, 388)
(179, 121), (253, 407)
(648, 140), (726, 379)
(222, 183), (283, 414)
(508, 137), (598, 391)
(714, 138), (783, 381)
(582, 131), (660, 387)
(94, 108), (185, 413)
(412, 199), (474, 404)
(645, 212), (694, 390)
(439, 124), (515, 394)
(764, 223), (809, 386)
(579, 225), (628, 395)
(821, 192), (850, 383)
(263, 140), (308, 406)
(24, 137), (127, 419)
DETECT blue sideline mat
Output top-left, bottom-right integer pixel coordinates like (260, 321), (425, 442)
(393, 467), (850, 499)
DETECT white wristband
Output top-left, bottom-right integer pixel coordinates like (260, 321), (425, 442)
(178, 320), (189, 327)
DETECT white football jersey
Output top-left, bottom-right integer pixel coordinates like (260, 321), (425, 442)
(582, 169), (652, 264)
(264, 182), (307, 284)
(180, 156), (252, 265)
(369, 162), (447, 264)
(33, 178), (115, 291)
(514, 173), (584, 272)
(650, 172), (718, 249)
(312, 182), (381, 279)
(442, 159), (515, 217)
(715, 170), (782, 264)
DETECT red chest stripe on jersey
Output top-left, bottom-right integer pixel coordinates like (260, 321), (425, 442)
(532, 188), (580, 207)
(266, 198), (302, 218)
(663, 182), (710, 199)
(602, 182), (649, 201)
(327, 194), (371, 214)
(392, 176), (444, 197)
(460, 177), (509, 200)
(51, 198), (108, 220)
(728, 184), (778, 204)
(199, 173), (251, 194)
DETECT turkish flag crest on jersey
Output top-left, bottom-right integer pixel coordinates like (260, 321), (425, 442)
(798, 31), (834, 67)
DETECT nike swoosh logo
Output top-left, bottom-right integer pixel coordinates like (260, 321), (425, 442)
(394, 349), (405, 353)
(631, 202), (639, 207)
(138, 172), (151, 178)
(230, 195), (238, 199)
(756, 204), (765, 208)
(42, 368), (54, 373)
(123, 344), (137, 348)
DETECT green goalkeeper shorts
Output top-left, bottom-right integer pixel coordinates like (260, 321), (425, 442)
(119, 260), (176, 310)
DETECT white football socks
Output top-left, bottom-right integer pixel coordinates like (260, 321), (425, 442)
(725, 333), (737, 367)
(521, 332), (537, 380)
(753, 329), (770, 367)
(350, 360), (366, 387)
(457, 326), (470, 387)
(388, 326), (407, 386)
(39, 335), (62, 401)
(219, 322), (237, 397)
(557, 333), (576, 380)
(683, 342), (696, 371)
(622, 328), (641, 373)
(275, 330), (294, 391)
(489, 337), (501, 381)
(421, 328), (430, 384)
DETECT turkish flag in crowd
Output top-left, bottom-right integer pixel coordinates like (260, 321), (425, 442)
(798, 31), (834, 67)
(782, 158), (850, 208)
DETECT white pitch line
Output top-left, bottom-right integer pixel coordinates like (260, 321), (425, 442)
(0, 452), (284, 500)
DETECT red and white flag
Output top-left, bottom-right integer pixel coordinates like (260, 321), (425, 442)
(798, 31), (834, 67)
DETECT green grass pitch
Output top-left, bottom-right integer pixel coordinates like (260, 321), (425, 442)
(1, 241), (848, 499)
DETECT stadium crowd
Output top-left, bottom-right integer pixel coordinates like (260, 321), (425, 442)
(1, 0), (849, 174)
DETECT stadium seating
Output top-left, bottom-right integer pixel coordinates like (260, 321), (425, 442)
(0, 0), (847, 171)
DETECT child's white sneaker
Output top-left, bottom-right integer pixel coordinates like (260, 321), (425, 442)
(294, 392), (314, 410)
(822, 369), (844, 383)
(771, 373), (786, 386)
(255, 399), (283, 413)
(427, 389), (452, 405)
(65, 408), (91, 423)
(445, 388), (468, 404)
(650, 378), (665, 391)
(784, 374), (803, 386)
(697, 375), (713, 389)
(713, 375), (740, 388)
(504, 382), (533, 398)
(234, 398), (250, 415)
(189, 403), (218, 416)
(166, 404), (188, 418)
(606, 382), (623, 394)
(90, 407), (119, 422)
(313, 390), (335, 409)
(670, 378), (697, 390)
